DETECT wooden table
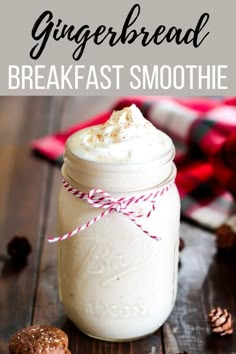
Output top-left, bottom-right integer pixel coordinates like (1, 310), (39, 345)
(0, 97), (235, 354)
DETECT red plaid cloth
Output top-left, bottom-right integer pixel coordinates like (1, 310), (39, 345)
(32, 97), (236, 230)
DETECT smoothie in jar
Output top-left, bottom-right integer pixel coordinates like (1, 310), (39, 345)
(56, 104), (180, 341)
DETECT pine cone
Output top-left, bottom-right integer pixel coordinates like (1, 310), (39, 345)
(209, 307), (233, 336)
(7, 236), (32, 264)
(216, 224), (236, 249)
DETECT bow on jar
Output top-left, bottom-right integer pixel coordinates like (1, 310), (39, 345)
(48, 180), (173, 243)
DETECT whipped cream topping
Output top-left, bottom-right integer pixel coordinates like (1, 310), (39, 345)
(67, 104), (173, 163)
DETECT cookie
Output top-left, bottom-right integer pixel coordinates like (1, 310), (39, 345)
(9, 325), (69, 354)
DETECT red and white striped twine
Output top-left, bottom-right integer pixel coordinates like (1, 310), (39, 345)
(48, 179), (173, 243)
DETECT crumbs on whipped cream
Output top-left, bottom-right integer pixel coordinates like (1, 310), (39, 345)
(67, 104), (173, 163)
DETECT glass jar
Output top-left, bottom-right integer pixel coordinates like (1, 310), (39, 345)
(56, 133), (180, 342)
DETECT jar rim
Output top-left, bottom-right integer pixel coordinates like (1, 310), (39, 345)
(62, 143), (175, 192)
(64, 141), (175, 168)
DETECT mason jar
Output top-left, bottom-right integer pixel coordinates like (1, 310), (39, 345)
(56, 108), (180, 342)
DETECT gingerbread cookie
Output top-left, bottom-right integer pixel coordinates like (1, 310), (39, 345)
(9, 325), (70, 354)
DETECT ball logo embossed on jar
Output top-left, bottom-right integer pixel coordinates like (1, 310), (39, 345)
(74, 237), (158, 286)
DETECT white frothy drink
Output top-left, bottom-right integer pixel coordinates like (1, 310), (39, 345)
(57, 104), (180, 341)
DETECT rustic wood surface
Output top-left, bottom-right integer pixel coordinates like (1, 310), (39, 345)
(0, 97), (235, 354)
